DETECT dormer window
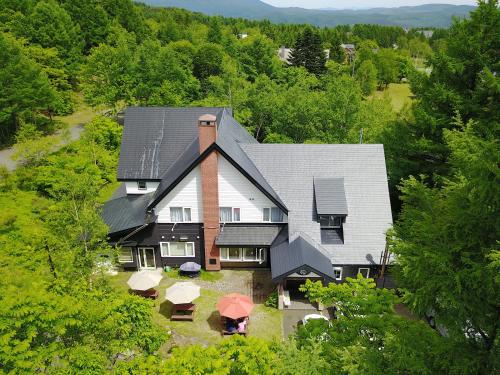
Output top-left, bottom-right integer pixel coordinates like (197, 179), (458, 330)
(319, 215), (342, 228)
(137, 181), (147, 190)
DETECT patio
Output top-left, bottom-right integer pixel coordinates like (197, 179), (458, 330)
(108, 269), (282, 351)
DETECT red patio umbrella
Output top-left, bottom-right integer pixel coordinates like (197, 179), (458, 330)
(217, 293), (254, 319)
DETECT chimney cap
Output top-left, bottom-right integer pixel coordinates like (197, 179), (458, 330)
(198, 114), (217, 123)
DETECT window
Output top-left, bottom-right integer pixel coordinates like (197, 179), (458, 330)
(170, 207), (191, 222)
(358, 268), (370, 278)
(219, 207), (240, 222)
(333, 267), (343, 281)
(271, 207), (283, 222)
(220, 248), (265, 262)
(220, 247), (241, 261)
(319, 215), (342, 228)
(233, 208), (241, 222)
(263, 208), (270, 222)
(243, 248), (258, 261)
(183, 207), (191, 222)
(263, 207), (284, 222)
(118, 247), (133, 263)
(160, 242), (195, 257)
(137, 181), (147, 190)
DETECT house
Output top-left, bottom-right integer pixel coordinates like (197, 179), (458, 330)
(102, 107), (393, 308)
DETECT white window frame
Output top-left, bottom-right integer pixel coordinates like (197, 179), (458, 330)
(137, 181), (147, 190)
(263, 207), (284, 223)
(358, 267), (370, 278)
(262, 208), (270, 222)
(333, 267), (343, 281)
(118, 247), (134, 263)
(160, 242), (195, 258)
(219, 207), (241, 223)
(220, 247), (266, 262)
(169, 207), (192, 222)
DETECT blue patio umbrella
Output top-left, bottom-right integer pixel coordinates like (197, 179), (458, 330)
(179, 262), (201, 272)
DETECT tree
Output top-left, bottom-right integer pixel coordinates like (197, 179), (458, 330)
(299, 276), (479, 374)
(0, 33), (56, 145)
(13, 0), (83, 62)
(289, 27), (327, 75)
(392, 119), (500, 373)
(193, 42), (225, 92)
(355, 59), (378, 95)
(374, 49), (399, 88)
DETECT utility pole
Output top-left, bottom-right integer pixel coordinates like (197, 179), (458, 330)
(359, 128), (363, 144)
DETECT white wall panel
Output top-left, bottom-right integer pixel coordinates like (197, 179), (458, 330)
(155, 166), (203, 223)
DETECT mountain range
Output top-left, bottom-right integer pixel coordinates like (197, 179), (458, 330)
(138, 0), (475, 28)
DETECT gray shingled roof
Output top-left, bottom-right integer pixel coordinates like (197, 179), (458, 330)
(117, 107), (229, 180)
(147, 109), (287, 211)
(215, 225), (285, 246)
(314, 178), (348, 215)
(271, 236), (336, 281)
(241, 144), (393, 265)
(101, 193), (153, 235)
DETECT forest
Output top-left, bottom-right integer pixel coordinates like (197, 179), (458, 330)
(0, 0), (498, 373)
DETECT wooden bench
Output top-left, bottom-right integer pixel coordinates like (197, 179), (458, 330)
(132, 289), (159, 299)
(171, 303), (196, 321)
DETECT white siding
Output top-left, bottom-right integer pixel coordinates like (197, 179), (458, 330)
(125, 181), (160, 194)
(218, 156), (287, 223)
(155, 165), (203, 223)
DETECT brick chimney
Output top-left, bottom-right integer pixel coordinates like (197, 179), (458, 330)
(198, 114), (220, 271)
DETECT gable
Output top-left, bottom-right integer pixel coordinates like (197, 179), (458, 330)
(154, 165), (203, 223)
(218, 156), (286, 223)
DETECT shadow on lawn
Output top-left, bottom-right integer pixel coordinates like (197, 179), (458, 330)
(159, 300), (174, 320)
(207, 311), (222, 333)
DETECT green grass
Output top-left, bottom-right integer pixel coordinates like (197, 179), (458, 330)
(107, 270), (283, 351)
(54, 93), (99, 128)
(163, 268), (224, 282)
(373, 83), (413, 112)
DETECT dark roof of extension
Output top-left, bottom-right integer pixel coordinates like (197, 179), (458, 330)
(147, 109), (287, 212)
(270, 236), (336, 282)
(101, 193), (154, 235)
(117, 107), (230, 180)
(314, 178), (348, 215)
(215, 225), (285, 246)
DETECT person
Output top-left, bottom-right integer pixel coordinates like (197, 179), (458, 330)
(226, 318), (236, 332)
(237, 318), (246, 333)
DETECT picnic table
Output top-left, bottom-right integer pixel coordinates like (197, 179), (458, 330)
(132, 289), (159, 299)
(171, 303), (196, 321)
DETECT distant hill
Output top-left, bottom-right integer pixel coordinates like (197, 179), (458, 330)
(139, 0), (475, 28)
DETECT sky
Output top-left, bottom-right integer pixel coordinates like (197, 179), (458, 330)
(261, 0), (477, 9)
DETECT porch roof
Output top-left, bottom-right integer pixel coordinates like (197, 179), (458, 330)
(215, 225), (285, 247)
(270, 236), (335, 282)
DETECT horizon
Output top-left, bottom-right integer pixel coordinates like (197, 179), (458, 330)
(262, 0), (477, 9)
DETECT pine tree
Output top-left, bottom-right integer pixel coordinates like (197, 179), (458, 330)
(289, 27), (326, 74)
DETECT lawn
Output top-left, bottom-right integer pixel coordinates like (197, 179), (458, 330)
(373, 83), (413, 112)
(107, 269), (283, 352)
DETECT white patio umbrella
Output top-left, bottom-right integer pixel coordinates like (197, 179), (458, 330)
(165, 282), (200, 305)
(127, 270), (163, 291)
